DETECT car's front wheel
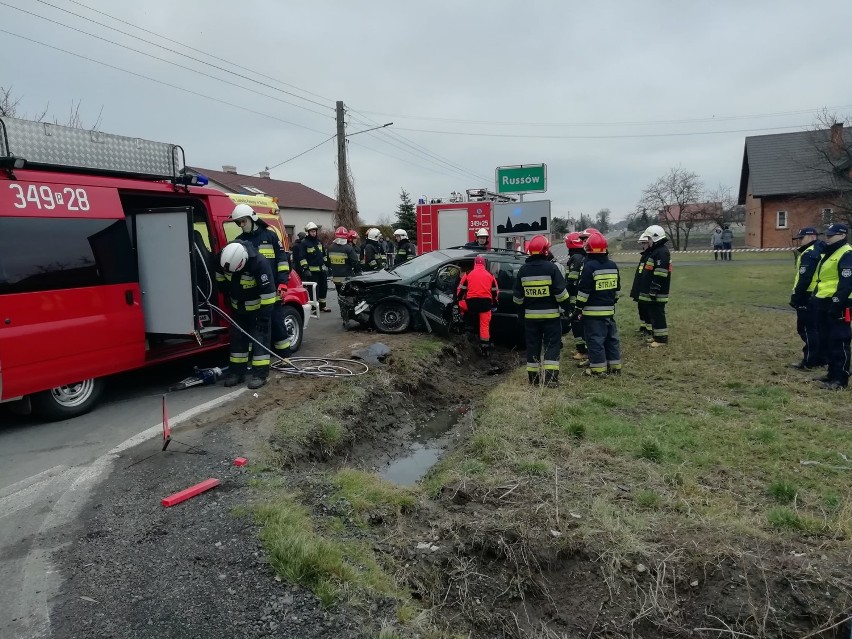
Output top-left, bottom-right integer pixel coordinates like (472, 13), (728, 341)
(280, 304), (304, 353)
(372, 301), (411, 334)
(31, 378), (105, 421)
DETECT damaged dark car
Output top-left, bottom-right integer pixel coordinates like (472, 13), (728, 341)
(338, 248), (570, 340)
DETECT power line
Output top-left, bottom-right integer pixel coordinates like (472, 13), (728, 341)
(355, 105), (852, 128)
(64, 0), (335, 104)
(347, 110), (490, 184)
(0, 28), (332, 136)
(392, 123), (811, 140)
(348, 138), (481, 182)
(254, 134), (336, 175)
(4, 1), (332, 119)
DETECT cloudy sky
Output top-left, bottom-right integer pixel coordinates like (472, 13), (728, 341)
(2, 1), (851, 223)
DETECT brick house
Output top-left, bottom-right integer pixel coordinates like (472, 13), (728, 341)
(187, 165), (337, 242)
(738, 123), (852, 248)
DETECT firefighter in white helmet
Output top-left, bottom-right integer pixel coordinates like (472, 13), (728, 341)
(393, 229), (416, 264)
(638, 224), (671, 346)
(363, 228), (387, 272)
(215, 241), (277, 389)
(293, 221), (331, 312)
(464, 228), (490, 250)
(230, 204), (293, 354)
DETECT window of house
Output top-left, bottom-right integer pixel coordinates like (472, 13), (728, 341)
(776, 211), (788, 229)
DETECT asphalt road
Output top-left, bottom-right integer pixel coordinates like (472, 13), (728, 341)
(0, 295), (346, 639)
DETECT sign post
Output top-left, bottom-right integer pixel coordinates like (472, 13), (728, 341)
(495, 164), (547, 196)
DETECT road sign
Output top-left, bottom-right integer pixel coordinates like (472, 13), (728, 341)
(494, 200), (551, 236)
(495, 164), (547, 195)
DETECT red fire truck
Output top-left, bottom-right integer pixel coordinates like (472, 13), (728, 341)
(416, 200), (493, 254)
(0, 116), (316, 420)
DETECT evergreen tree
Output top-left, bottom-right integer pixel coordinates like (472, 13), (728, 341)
(395, 188), (417, 242)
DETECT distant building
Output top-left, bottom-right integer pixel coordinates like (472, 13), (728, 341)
(188, 165), (337, 241)
(738, 124), (851, 248)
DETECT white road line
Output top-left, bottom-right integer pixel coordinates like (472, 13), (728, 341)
(7, 386), (248, 639)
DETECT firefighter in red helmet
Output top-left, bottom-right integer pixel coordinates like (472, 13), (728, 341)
(327, 226), (361, 294)
(576, 232), (622, 377)
(513, 235), (570, 387)
(457, 254), (499, 356)
(564, 231), (587, 360)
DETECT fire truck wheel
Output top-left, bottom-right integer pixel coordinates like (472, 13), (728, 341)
(280, 304), (303, 354)
(372, 301), (411, 334)
(31, 378), (105, 421)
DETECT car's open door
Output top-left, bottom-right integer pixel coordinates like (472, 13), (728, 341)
(419, 263), (464, 336)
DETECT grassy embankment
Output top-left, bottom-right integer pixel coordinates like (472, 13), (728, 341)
(250, 260), (852, 636)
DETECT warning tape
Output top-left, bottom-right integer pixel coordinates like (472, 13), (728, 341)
(608, 247), (794, 256)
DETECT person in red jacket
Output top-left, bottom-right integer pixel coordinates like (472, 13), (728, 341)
(457, 254), (499, 356)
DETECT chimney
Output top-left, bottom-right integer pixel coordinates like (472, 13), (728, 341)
(258, 170), (271, 179)
(829, 122), (843, 160)
(222, 164), (237, 174)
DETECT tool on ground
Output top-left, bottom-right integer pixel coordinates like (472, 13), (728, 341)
(169, 366), (227, 391)
(162, 478), (220, 507)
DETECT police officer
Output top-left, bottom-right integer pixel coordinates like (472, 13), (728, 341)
(811, 223), (852, 390)
(464, 228), (490, 250)
(789, 227), (825, 370)
(630, 233), (653, 338)
(564, 231), (588, 360)
(215, 241), (277, 389)
(393, 229), (417, 264)
(513, 235), (570, 388)
(328, 226), (361, 293)
(457, 254), (499, 356)
(638, 224), (671, 347)
(362, 228), (387, 272)
(576, 232), (622, 377)
(294, 221), (331, 312)
(230, 204), (293, 355)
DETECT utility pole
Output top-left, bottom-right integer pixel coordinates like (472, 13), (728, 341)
(335, 101), (346, 228)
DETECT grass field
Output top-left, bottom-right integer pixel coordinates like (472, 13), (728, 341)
(250, 259), (852, 637)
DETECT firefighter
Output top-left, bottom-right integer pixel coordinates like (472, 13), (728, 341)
(576, 232), (622, 377)
(293, 231), (306, 255)
(638, 224), (671, 347)
(464, 228), (490, 250)
(457, 254), (499, 356)
(295, 221), (331, 312)
(394, 229), (417, 264)
(513, 235), (570, 388)
(630, 233), (653, 338)
(348, 229), (362, 262)
(812, 223), (852, 390)
(230, 204), (293, 355)
(564, 231), (588, 360)
(363, 228), (387, 272)
(328, 226), (361, 293)
(215, 241), (277, 389)
(789, 227), (826, 370)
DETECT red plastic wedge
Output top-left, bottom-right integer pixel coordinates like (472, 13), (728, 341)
(233, 457), (248, 467)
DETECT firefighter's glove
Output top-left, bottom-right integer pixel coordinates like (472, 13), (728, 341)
(278, 283), (288, 299)
(491, 306), (498, 313)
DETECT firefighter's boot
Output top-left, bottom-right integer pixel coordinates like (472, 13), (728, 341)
(480, 340), (492, 358)
(544, 370), (559, 388)
(247, 376), (267, 390)
(223, 373), (246, 388)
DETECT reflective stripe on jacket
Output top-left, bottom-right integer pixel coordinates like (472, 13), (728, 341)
(512, 256), (569, 319)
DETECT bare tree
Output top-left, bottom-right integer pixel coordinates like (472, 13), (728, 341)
(595, 208), (611, 233)
(705, 185), (745, 228)
(807, 109), (852, 225)
(637, 166), (704, 250)
(0, 85), (102, 129)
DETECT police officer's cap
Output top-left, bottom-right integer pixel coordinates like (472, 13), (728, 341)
(793, 227), (819, 239)
(825, 223), (849, 237)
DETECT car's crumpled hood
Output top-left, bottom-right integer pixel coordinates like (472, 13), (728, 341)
(344, 270), (401, 288)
